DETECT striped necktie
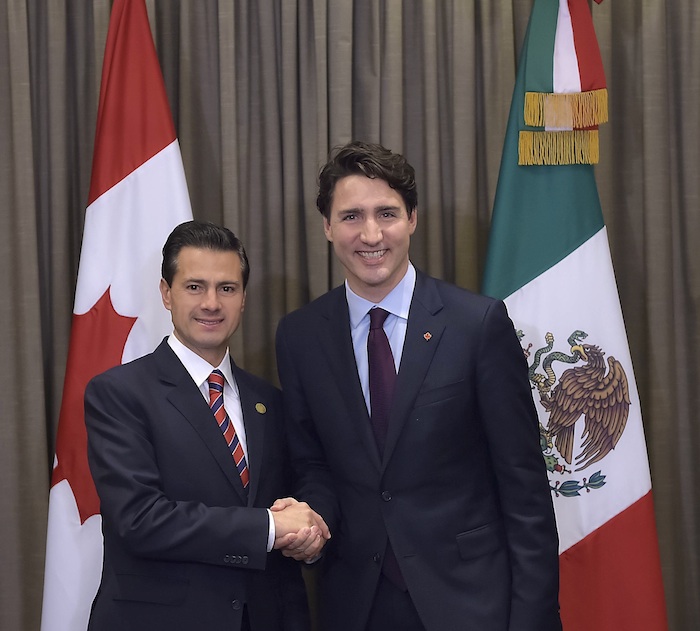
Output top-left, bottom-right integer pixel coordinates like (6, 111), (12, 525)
(208, 370), (249, 490)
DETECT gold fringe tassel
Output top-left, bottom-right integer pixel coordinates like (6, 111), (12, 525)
(524, 88), (608, 129)
(518, 129), (599, 165)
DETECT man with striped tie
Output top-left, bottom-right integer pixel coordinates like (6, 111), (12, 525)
(85, 221), (329, 631)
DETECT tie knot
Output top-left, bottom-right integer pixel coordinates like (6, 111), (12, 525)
(369, 307), (390, 330)
(208, 369), (225, 390)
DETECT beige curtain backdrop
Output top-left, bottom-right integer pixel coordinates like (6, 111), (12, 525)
(1, 1), (697, 629)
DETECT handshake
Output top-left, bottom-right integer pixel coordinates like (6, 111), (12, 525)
(270, 497), (331, 561)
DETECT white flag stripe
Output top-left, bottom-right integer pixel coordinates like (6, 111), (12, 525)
(75, 141), (191, 316)
(74, 141), (191, 362)
(505, 228), (652, 553)
(41, 482), (102, 631)
(553, 0), (581, 97)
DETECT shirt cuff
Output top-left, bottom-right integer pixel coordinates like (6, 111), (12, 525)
(266, 508), (276, 552)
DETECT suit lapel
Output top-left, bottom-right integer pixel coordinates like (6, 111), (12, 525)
(383, 273), (445, 465)
(233, 363), (267, 506)
(318, 287), (382, 470)
(153, 341), (249, 502)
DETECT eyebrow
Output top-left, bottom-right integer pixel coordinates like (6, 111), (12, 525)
(337, 204), (401, 214)
(376, 204), (401, 212)
(183, 277), (241, 287)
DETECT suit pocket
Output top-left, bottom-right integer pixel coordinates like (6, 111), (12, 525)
(115, 573), (189, 604)
(413, 379), (466, 408)
(456, 521), (505, 561)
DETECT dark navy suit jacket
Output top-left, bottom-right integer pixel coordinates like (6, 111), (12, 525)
(276, 271), (561, 631)
(85, 340), (309, 631)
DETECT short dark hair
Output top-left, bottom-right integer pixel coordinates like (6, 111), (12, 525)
(161, 220), (250, 288)
(316, 141), (418, 220)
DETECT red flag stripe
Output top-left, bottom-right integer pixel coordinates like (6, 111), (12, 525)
(568, 0), (606, 92)
(559, 491), (668, 631)
(88, 0), (176, 205)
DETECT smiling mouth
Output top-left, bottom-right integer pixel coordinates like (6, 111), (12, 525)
(358, 249), (387, 260)
(196, 318), (223, 327)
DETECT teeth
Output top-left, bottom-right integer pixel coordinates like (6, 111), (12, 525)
(360, 250), (386, 259)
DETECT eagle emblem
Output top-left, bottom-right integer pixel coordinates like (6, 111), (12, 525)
(519, 329), (631, 497)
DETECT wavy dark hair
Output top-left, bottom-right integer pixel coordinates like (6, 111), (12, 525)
(161, 220), (249, 289)
(316, 141), (418, 219)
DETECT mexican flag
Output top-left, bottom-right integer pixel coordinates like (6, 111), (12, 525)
(40, 1), (192, 629)
(482, 1), (668, 629)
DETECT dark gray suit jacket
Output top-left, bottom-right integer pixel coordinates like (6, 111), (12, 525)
(85, 340), (309, 631)
(275, 271), (561, 631)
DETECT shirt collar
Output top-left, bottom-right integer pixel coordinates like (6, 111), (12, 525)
(346, 262), (416, 330)
(167, 334), (237, 397)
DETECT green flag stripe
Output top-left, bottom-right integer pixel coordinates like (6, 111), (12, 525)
(482, 4), (605, 301)
(524, 0), (558, 95)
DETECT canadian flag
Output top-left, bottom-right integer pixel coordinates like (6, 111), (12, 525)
(40, 1), (192, 629)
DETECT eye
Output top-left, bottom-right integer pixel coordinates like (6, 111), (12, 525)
(340, 213), (357, 221)
(186, 284), (200, 291)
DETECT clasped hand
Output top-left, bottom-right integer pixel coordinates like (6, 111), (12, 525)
(270, 497), (331, 561)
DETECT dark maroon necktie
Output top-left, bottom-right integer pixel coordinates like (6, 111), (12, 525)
(368, 308), (396, 454)
(367, 308), (406, 590)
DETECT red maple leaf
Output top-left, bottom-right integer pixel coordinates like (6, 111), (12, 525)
(52, 288), (137, 523)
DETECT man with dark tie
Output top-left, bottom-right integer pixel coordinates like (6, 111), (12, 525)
(275, 142), (562, 631)
(85, 220), (329, 631)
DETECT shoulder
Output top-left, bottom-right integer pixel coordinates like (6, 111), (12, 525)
(86, 341), (171, 393)
(235, 365), (280, 398)
(277, 285), (345, 331)
(415, 270), (504, 319)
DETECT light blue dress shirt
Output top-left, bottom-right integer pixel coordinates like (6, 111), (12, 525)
(345, 263), (416, 415)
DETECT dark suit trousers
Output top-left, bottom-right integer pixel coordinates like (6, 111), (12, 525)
(366, 575), (426, 631)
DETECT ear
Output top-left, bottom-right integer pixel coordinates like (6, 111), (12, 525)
(408, 208), (418, 234)
(323, 216), (333, 242)
(159, 278), (172, 311)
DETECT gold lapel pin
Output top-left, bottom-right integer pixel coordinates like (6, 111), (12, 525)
(255, 403), (267, 414)
(423, 332), (432, 341)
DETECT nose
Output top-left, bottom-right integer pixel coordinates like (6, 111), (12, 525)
(201, 287), (220, 310)
(360, 217), (382, 245)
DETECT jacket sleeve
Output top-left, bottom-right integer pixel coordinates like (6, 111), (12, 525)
(275, 316), (341, 535)
(475, 300), (562, 631)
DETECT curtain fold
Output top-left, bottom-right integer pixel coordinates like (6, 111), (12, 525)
(1, 3), (50, 629)
(1, 1), (697, 629)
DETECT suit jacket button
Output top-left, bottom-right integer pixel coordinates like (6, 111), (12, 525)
(372, 553), (381, 563)
(224, 555), (230, 563)
(381, 491), (392, 501)
(231, 599), (242, 610)
(242, 556), (249, 565)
